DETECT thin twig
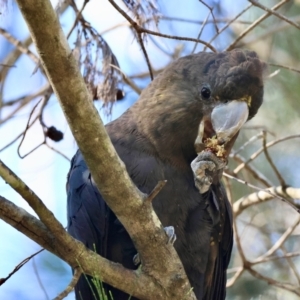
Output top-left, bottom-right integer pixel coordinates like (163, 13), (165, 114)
(233, 211), (248, 268)
(99, 21), (128, 35)
(242, 126), (275, 134)
(39, 93), (53, 130)
(252, 215), (300, 262)
(130, 68), (163, 79)
(54, 0), (72, 14)
(280, 245), (300, 285)
(242, 15), (300, 47)
(226, 267), (244, 287)
(0, 28), (39, 63)
(268, 69), (280, 79)
(233, 134), (300, 174)
(227, 266), (242, 274)
(233, 186), (300, 216)
(0, 159), (81, 262)
(67, 0), (89, 39)
(230, 156), (272, 187)
(230, 131), (264, 156)
(108, 0), (217, 52)
(17, 98), (46, 159)
(0, 36), (32, 106)
(0, 114), (39, 152)
(159, 16), (260, 26)
(54, 268), (82, 300)
(230, 172), (248, 273)
(32, 256), (50, 300)
(104, 2), (153, 79)
(198, 0), (218, 33)
(148, 34), (173, 57)
(247, 266), (300, 296)
(98, 17), (260, 38)
(145, 180), (167, 203)
(137, 32), (153, 80)
(268, 63), (300, 74)
(205, 3), (253, 51)
(224, 173), (300, 213)
(0, 84), (51, 125)
(226, 0), (289, 51)
(123, 75), (142, 94)
(0, 64), (16, 68)
(0, 249), (44, 286)
(223, 176), (233, 205)
(109, 63), (142, 94)
(45, 143), (71, 161)
(251, 251), (300, 265)
(142, 25), (217, 53)
(18, 142), (46, 159)
(262, 131), (286, 187)
(2, 94), (36, 108)
(191, 11), (211, 54)
(249, 0), (300, 31)
(15, 87), (53, 158)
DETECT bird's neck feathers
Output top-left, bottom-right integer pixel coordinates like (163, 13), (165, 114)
(110, 93), (202, 169)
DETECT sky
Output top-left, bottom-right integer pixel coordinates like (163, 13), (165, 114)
(1, 0), (300, 299)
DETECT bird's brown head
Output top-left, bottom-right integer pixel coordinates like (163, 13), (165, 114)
(130, 49), (266, 166)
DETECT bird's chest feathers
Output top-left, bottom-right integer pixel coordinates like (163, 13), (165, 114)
(120, 146), (226, 247)
(150, 167), (224, 241)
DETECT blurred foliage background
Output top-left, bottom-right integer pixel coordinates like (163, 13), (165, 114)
(0, 0), (300, 299)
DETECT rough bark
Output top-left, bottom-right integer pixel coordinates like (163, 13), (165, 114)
(0, 195), (159, 299)
(233, 186), (300, 216)
(8, 0), (196, 299)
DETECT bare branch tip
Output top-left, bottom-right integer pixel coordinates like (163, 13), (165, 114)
(145, 180), (167, 203)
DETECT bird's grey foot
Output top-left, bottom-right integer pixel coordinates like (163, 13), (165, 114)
(191, 151), (226, 194)
(133, 226), (176, 266)
(164, 226), (176, 245)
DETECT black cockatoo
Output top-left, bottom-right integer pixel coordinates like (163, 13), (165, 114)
(67, 49), (265, 300)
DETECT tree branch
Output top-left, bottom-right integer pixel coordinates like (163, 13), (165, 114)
(0, 194), (169, 299)
(224, 173), (300, 213)
(0, 195), (56, 252)
(247, 267), (300, 296)
(233, 186), (300, 216)
(13, 0), (195, 298)
(226, 0), (289, 50)
(0, 28), (39, 63)
(108, 0), (217, 53)
(249, 0), (300, 31)
(252, 215), (300, 262)
(54, 268), (82, 300)
(0, 247), (44, 286)
(233, 134), (300, 174)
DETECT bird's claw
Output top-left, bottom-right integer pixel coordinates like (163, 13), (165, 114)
(133, 253), (140, 266)
(191, 151), (226, 194)
(133, 226), (176, 266)
(164, 226), (177, 245)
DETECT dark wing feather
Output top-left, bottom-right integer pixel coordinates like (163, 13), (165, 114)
(67, 147), (142, 300)
(204, 183), (233, 300)
(67, 150), (108, 253)
(67, 150), (110, 299)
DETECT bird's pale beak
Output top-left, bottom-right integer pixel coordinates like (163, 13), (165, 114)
(195, 100), (249, 156)
(211, 100), (249, 144)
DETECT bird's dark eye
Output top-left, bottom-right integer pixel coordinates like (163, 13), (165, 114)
(201, 87), (211, 100)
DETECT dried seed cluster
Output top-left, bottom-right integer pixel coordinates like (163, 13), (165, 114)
(203, 136), (227, 159)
